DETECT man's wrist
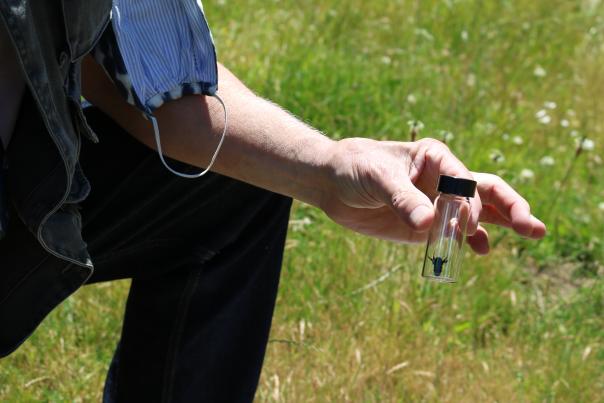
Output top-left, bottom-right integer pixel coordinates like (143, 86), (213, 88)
(290, 129), (337, 209)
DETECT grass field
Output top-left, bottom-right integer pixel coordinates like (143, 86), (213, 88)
(1, 0), (603, 401)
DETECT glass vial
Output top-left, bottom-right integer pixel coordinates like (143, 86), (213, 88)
(421, 175), (477, 283)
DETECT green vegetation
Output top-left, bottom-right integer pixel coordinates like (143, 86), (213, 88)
(1, 0), (603, 401)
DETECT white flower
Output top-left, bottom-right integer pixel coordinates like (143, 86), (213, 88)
(533, 65), (547, 77)
(489, 150), (505, 163)
(466, 73), (476, 87)
(440, 130), (455, 142)
(461, 30), (469, 41)
(512, 135), (524, 145)
(570, 130), (580, 138)
(520, 169), (535, 181)
(560, 119), (570, 128)
(502, 133), (510, 141)
(544, 101), (557, 110)
(535, 109), (551, 124)
(598, 202), (604, 211)
(407, 94), (417, 104)
(381, 56), (392, 65)
(539, 156), (555, 166)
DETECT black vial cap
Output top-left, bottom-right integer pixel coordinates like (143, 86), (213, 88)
(437, 175), (477, 198)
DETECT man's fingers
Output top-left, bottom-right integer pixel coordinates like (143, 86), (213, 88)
(473, 172), (546, 238)
(467, 194), (481, 236)
(479, 205), (546, 240)
(386, 175), (435, 232)
(467, 225), (490, 255)
(529, 215), (547, 239)
(412, 139), (482, 235)
(479, 204), (513, 229)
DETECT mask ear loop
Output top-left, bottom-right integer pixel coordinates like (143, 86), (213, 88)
(149, 93), (228, 179)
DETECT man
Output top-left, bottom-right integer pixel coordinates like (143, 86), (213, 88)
(0, 2), (545, 402)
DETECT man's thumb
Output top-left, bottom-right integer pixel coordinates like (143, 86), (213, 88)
(386, 177), (435, 231)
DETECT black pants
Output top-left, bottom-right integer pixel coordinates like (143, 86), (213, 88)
(19, 108), (292, 402)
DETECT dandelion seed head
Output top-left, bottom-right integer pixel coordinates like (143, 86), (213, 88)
(533, 65), (547, 77)
(440, 130), (455, 142)
(539, 156), (555, 166)
(535, 109), (551, 124)
(407, 120), (425, 131)
(490, 149), (505, 163)
(520, 168), (535, 181)
(575, 137), (595, 151)
(581, 138), (595, 151)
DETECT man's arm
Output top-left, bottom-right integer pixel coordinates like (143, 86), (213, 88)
(83, 58), (333, 208)
(82, 58), (546, 252)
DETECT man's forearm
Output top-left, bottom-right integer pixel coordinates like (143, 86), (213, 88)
(154, 65), (337, 207)
(83, 60), (336, 207)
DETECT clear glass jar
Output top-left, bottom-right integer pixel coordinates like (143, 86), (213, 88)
(421, 175), (476, 283)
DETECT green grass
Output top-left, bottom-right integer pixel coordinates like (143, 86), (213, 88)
(1, 0), (603, 401)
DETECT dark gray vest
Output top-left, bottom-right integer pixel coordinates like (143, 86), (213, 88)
(0, 0), (111, 357)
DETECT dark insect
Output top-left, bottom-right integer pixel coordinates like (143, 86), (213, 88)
(429, 255), (449, 276)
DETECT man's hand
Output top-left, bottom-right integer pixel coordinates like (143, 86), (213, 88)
(319, 137), (546, 254)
